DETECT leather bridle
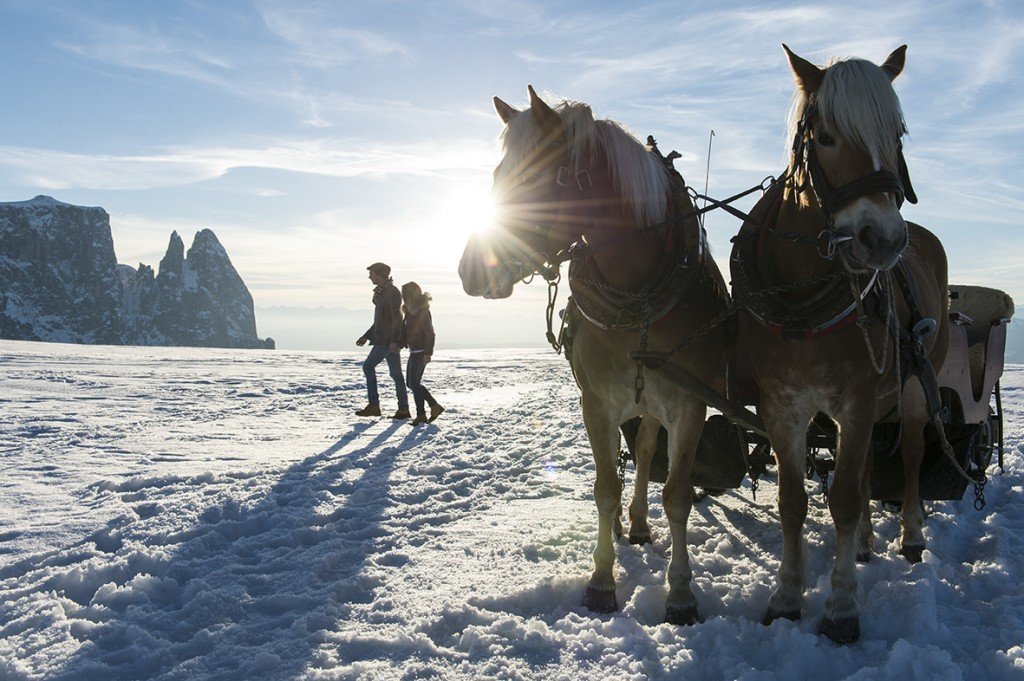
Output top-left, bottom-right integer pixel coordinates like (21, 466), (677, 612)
(792, 98), (917, 225)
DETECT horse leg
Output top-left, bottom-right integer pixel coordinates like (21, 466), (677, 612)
(820, 406), (874, 644)
(856, 451), (874, 563)
(762, 398), (812, 625)
(582, 402), (623, 613)
(661, 398), (706, 625)
(897, 382), (928, 563)
(628, 415), (658, 545)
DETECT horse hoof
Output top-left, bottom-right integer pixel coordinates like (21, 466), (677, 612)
(665, 605), (701, 626)
(762, 608), (801, 626)
(856, 551), (871, 563)
(628, 533), (652, 546)
(900, 545), (924, 563)
(583, 587), (618, 613)
(820, 616), (860, 644)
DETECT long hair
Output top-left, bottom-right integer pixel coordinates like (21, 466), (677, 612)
(401, 281), (431, 314)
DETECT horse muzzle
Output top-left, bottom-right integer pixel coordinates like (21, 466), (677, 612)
(458, 235), (517, 299)
(834, 201), (908, 272)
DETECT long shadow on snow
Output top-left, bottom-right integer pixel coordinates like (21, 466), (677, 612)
(52, 420), (426, 680)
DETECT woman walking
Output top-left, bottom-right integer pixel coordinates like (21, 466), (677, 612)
(399, 282), (444, 425)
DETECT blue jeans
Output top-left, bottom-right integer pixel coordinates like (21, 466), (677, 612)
(363, 344), (408, 410)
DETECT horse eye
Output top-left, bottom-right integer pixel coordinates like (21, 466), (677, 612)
(817, 131), (836, 147)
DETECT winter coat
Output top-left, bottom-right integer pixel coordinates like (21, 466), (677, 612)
(363, 281), (403, 346)
(400, 297), (435, 355)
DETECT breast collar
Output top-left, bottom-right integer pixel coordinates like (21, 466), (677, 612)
(568, 183), (716, 333)
(730, 180), (882, 341)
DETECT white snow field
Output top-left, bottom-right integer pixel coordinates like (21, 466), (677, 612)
(0, 339), (1022, 680)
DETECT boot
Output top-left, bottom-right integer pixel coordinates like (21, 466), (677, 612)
(355, 404), (381, 417)
(428, 403), (445, 423)
(411, 414), (428, 425)
(392, 409), (411, 420)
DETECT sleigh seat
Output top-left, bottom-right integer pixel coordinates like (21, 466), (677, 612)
(941, 285), (1013, 423)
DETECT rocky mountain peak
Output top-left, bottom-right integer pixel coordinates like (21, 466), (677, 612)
(1, 198), (273, 349)
(159, 231), (185, 277)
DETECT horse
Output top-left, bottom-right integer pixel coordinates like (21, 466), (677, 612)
(730, 45), (949, 642)
(459, 86), (731, 624)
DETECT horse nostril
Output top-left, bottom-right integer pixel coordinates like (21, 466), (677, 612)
(856, 224), (882, 253)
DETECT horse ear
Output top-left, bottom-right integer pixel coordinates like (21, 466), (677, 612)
(527, 85), (561, 130)
(881, 45), (907, 81)
(783, 44), (824, 94)
(493, 96), (519, 124)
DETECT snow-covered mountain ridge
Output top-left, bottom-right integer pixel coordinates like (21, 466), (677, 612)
(0, 196), (273, 349)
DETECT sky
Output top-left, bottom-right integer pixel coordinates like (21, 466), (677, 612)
(1, 0), (1022, 349)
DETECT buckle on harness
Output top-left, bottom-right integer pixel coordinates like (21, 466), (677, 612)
(556, 167), (592, 192)
(556, 166), (571, 187)
(912, 317), (937, 340)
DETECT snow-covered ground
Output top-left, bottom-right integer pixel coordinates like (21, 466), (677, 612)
(1, 340), (1022, 680)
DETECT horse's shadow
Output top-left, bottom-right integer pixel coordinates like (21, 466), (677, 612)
(48, 420), (421, 680)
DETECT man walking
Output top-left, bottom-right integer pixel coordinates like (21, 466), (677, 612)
(355, 262), (410, 419)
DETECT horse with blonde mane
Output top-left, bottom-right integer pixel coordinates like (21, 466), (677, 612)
(459, 87), (730, 624)
(731, 45), (949, 642)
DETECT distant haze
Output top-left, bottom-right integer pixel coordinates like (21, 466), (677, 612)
(258, 306), (1024, 359)
(256, 305), (549, 351)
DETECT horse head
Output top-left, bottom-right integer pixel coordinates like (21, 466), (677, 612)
(459, 86), (668, 299)
(459, 86), (582, 299)
(784, 45), (916, 271)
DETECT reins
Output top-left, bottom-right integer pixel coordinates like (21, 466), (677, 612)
(542, 175), (770, 274)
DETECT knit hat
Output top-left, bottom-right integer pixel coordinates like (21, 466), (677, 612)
(367, 262), (391, 278)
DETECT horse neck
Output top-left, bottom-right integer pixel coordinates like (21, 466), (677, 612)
(584, 200), (667, 292)
(554, 139), (673, 291)
(767, 185), (838, 286)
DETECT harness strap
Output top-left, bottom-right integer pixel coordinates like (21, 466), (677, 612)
(892, 260), (986, 502)
(893, 261), (941, 416)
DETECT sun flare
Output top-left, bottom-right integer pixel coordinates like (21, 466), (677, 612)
(429, 179), (499, 261)
(442, 180), (497, 237)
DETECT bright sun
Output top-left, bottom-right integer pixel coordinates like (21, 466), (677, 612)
(430, 179), (497, 262)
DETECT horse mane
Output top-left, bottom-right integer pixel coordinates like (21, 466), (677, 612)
(787, 57), (907, 175)
(500, 99), (670, 226)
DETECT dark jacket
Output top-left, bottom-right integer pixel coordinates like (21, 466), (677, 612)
(363, 281), (403, 346)
(400, 302), (435, 355)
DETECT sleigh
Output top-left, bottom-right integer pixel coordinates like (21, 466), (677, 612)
(617, 284), (1013, 505)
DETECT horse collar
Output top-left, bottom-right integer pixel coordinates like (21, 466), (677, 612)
(568, 182), (708, 333)
(730, 180), (884, 340)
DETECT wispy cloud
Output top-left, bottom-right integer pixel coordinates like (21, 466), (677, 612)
(0, 136), (497, 191)
(51, 12), (244, 90)
(46, 6), (414, 128)
(254, 1), (410, 68)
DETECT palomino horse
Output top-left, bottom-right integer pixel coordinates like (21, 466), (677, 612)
(731, 46), (948, 642)
(459, 87), (730, 624)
